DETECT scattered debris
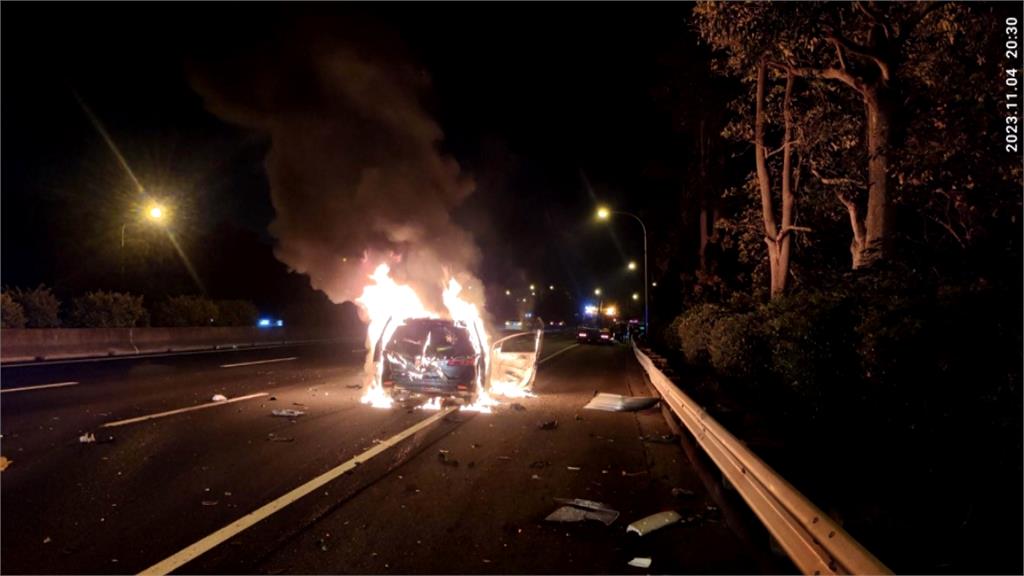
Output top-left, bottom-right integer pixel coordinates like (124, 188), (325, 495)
(584, 393), (660, 412)
(269, 396), (277, 401)
(671, 488), (696, 499)
(78, 433), (96, 444)
(567, 466), (581, 471)
(471, 443), (481, 449)
(628, 557), (652, 569)
(267, 434), (295, 443)
(531, 474), (541, 480)
(574, 413), (583, 421)
(201, 500), (219, 507)
(497, 456), (512, 462)
(621, 469), (648, 477)
(345, 384), (362, 389)
(538, 419), (559, 430)
(272, 409), (305, 418)
(211, 394), (228, 402)
(626, 511), (682, 536)
(0, 456), (11, 471)
(511, 403), (526, 411)
(530, 460), (549, 469)
(546, 498), (619, 526)
(43, 536), (52, 544)
(640, 434), (680, 444)
(292, 402), (308, 408)
(438, 450), (459, 467)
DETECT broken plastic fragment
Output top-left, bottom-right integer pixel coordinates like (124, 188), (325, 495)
(628, 557), (652, 568)
(272, 409), (305, 417)
(584, 393), (660, 412)
(538, 419), (558, 430)
(0, 456), (11, 471)
(211, 394), (228, 402)
(547, 498), (619, 526)
(78, 433), (96, 444)
(626, 511), (682, 536)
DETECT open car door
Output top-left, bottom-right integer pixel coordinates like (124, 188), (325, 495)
(487, 319), (544, 395)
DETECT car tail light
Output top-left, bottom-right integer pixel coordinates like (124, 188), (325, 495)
(447, 357), (475, 366)
(456, 384), (468, 390)
(578, 332), (588, 338)
(600, 334), (609, 339)
(382, 380), (394, 387)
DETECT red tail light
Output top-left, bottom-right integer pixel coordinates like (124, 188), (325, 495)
(456, 384), (468, 390)
(382, 380), (394, 387)
(447, 357), (475, 367)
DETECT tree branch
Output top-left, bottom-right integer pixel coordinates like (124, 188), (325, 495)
(899, 1), (948, 43)
(768, 59), (866, 94)
(828, 32), (890, 82)
(810, 165), (862, 187)
(854, 0), (892, 39)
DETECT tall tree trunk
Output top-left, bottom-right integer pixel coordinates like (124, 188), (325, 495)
(858, 86), (892, 268)
(755, 58), (798, 299)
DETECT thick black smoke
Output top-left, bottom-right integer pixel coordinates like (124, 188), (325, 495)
(189, 14), (484, 315)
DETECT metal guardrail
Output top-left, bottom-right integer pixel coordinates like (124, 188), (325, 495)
(632, 341), (891, 575)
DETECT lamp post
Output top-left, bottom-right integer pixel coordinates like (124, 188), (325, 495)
(597, 206), (648, 336)
(121, 202), (167, 288)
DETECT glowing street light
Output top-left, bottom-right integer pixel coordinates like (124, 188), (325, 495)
(529, 284), (536, 291)
(549, 285), (555, 290)
(505, 289), (511, 296)
(652, 282), (658, 287)
(632, 293), (639, 300)
(147, 204), (165, 221)
(594, 288), (602, 296)
(627, 261), (637, 271)
(595, 205), (649, 335)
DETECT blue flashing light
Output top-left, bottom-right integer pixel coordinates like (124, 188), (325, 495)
(276, 320), (284, 327)
(258, 318), (272, 327)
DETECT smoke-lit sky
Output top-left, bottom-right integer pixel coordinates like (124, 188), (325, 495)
(2, 3), (699, 317)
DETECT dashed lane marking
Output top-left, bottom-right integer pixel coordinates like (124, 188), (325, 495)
(0, 381), (80, 394)
(100, 393), (269, 428)
(219, 357), (297, 368)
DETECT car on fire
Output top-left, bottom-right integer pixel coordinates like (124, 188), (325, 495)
(577, 325), (613, 344)
(375, 318), (486, 404)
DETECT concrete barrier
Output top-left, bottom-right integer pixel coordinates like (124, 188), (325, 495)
(0, 326), (363, 364)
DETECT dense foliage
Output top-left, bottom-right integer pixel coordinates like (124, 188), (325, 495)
(69, 291), (148, 328)
(6, 285), (61, 328)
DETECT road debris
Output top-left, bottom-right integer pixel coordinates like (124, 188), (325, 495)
(671, 488), (696, 498)
(497, 456), (512, 462)
(271, 409), (305, 418)
(511, 403), (526, 411)
(267, 433), (295, 443)
(530, 460), (549, 469)
(546, 498), (619, 526)
(269, 396), (277, 401)
(626, 511), (682, 536)
(621, 469), (648, 477)
(201, 500), (219, 507)
(538, 419), (558, 430)
(628, 557), (652, 568)
(43, 536), (51, 544)
(345, 384), (362, 389)
(211, 394), (228, 402)
(567, 466), (581, 471)
(78, 433), (96, 444)
(640, 433), (680, 444)
(292, 402), (308, 408)
(584, 393), (660, 412)
(438, 450), (459, 467)
(0, 456), (11, 471)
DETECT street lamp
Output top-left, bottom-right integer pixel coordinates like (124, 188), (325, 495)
(596, 205), (649, 336)
(627, 261), (637, 271)
(594, 288), (601, 296)
(121, 202), (169, 287)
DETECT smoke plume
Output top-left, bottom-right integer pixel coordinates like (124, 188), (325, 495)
(189, 14), (484, 316)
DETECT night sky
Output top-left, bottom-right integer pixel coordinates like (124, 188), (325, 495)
(2, 3), (702, 318)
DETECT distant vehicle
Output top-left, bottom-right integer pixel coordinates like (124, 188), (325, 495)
(577, 325), (613, 345)
(377, 318), (485, 403)
(503, 319), (524, 330)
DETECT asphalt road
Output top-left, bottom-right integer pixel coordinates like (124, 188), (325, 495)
(1, 335), (766, 574)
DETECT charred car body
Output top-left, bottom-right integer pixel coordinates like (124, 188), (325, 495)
(375, 318), (487, 404)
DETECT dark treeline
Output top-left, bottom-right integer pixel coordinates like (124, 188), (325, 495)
(648, 3), (1021, 574)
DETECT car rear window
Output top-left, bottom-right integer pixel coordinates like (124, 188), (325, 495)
(389, 321), (476, 357)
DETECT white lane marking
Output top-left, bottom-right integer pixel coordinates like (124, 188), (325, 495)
(219, 357), (297, 369)
(139, 405), (458, 575)
(0, 381), (80, 394)
(101, 393), (268, 428)
(538, 343), (580, 365)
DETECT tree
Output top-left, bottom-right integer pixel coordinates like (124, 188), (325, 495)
(1, 292), (26, 328)
(214, 300), (259, 327)
(153, 295), (218, 327)
(7, 285), (61, 328)
(69, 291), (147, 327)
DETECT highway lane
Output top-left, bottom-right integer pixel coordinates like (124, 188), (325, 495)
(1, 335), (764, 574)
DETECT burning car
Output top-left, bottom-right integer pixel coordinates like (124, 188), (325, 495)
(376, 318), (486, 404)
